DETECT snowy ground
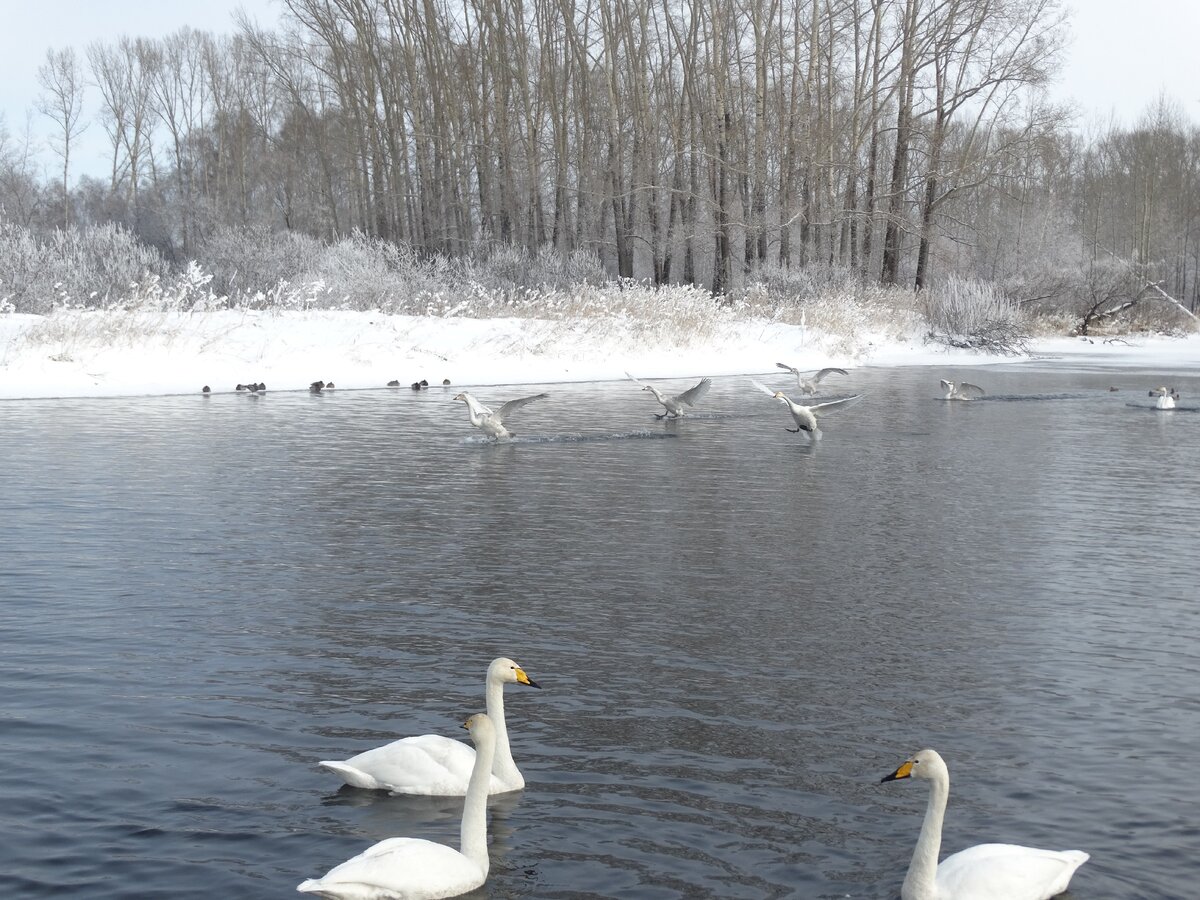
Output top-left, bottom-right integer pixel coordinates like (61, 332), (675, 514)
(0, 308), (1197, 400)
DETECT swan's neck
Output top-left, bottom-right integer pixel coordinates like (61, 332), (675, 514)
(646, 386), (665, 404)
(485, 678), (521, 785)
(462, 395), (488, 425)
(459, 726), (495, 875)
(903, 772), (948, 900)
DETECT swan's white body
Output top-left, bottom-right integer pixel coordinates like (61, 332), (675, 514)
(775, 363), (848, 396)
(299, 714), (496, 899)
(1149, 386), (1179, 409)
(320, 658), (539, 796)
(751, 380), (861, 439)
(452, 391), (548, 440)
(881, 748), (1089, 900)
(940, 380), (985, 401)
(626, 373), (712, 418)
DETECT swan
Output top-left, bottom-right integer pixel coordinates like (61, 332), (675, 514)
(1149, 386), (1179, 409)
(940, 380), (985, 401)
(625, 373), (712, 418)
(299, 713), (497, 899)
(880, 748), (1089, 900)
(319, 657), (540, 795)
(751, 379), (861, 439)
(775, 363), (848, 396)
(453, 391), (549, 440)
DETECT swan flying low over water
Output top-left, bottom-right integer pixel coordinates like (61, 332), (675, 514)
(626, 373), (712, 418)
(775, 363), (848, 396)
(453, 391), (549, 439)
(940, 380), (985, 401)
(1149, 386), (1179, 409)
(318, 657), (540, 795)
(299, 713), (498, 899)
(881, 748), (1089, 900)
(751, 379), (861, 438)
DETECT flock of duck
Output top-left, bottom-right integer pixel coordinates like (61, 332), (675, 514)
(296, 657), (1088, 900)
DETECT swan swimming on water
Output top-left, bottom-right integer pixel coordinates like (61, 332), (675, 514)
(1149, 386), (1179, 409)
(453, 391), (549, 439)
(775, 363), (849, 396)
(751, 379), (861, 439)
(319, 657), (540, 795)
(880, 748), (1089, 900)
(626, 373), (712, 418)
(298, 713), (498, 899)
(940, 380), (985, 401)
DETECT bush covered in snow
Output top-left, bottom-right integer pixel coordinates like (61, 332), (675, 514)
(921, 276), (1029, 354)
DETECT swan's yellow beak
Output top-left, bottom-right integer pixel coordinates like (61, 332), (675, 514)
(515, 667), (541, 689)
(881, 760), (914, 783)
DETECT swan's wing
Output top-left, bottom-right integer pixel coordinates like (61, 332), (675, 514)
(776, 362), (800, 376)
(298, 836), (484, 897)
(810, 394), (863, 417)
(750, 379), (777, 397)
(676, 377), (712, 407)
(497, 392), (549, 419)
(937, 843), (1089, 900)
(958, 382), (985, 399)
(812, 367), (848, 383)
(323, 734), (483, 796)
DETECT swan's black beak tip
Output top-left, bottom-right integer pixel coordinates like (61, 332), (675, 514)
(525, 678), (542, 689)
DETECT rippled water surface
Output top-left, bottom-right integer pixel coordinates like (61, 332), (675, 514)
(2, 364), (1198, 899)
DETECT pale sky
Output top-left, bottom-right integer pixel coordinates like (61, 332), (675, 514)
(1, 0), (1198, 182)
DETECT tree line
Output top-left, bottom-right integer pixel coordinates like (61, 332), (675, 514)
(2, 0), (1198, 313)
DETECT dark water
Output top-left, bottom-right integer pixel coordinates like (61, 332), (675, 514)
(1, 365), (1197, 899)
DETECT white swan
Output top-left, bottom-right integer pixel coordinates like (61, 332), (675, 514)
(453, 391), (548, 440)
(1149, 386), (1179, 409)
(940, 380), (985, 401)
(751, 379), (861, 439)
(775, 363), (849, 396)
(881, 748), (1089, 900)
(626, 373), (712, 418)
(299, 713), (497, 899)
(319, 657), (540, 795)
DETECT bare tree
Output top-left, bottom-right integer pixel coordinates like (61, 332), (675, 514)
(36, 47), (88, 227)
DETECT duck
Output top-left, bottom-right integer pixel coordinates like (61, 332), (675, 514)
(319, 657), (540, 795)
(1149, 386), (1179, 409)
(299, 713), (497, 899)
(774, 363), (849, 396)
(626, 373), (712, 418)
(751, 380), (861, 439)
(453, 391), (548, 440)
(310, 381), (326, 393)
(387, 380), (401, 387)
(881, 748), (1089, 900)
(940, 380), (985, 401)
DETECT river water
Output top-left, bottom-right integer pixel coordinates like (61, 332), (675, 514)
(1, 363), (1197, 898)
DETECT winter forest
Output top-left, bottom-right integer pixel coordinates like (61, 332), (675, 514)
(2, 0), (1199, 346)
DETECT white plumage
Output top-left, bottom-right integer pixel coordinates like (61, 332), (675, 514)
(881, 748), (1089, 900)
(298, 713), (498, 899)
(319, 658), (539, 795)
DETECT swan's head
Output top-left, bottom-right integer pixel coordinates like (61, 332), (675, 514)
(488, 656), (541, 689)
(771, 391), (788, 403)
(940, 379), (954, 392)
(461, 712), (495, 745)
(1149, 386), (1166, 397)
(453, 392), (468, 403)
(881, 748), (948, 784)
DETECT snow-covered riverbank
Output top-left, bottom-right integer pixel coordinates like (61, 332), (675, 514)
(1, 308), (1196, 400)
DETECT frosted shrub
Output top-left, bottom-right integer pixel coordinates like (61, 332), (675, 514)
(198, 225), (325, 301)
(922, 275), (1028, 354)
(0, 221), (165, 313)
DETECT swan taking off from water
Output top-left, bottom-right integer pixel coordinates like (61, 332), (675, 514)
(940, 380), (985, 401)
(626, 373), (712, 418)
(319, 657), (540, 795)
(880, 748), (1089, 900)
(1149, 386), (1179, 409)
(298, 713), (498, 899)
(751, 380), (861, 439)
(775, 363), (848, 396)
(453, 391), (548, 439)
